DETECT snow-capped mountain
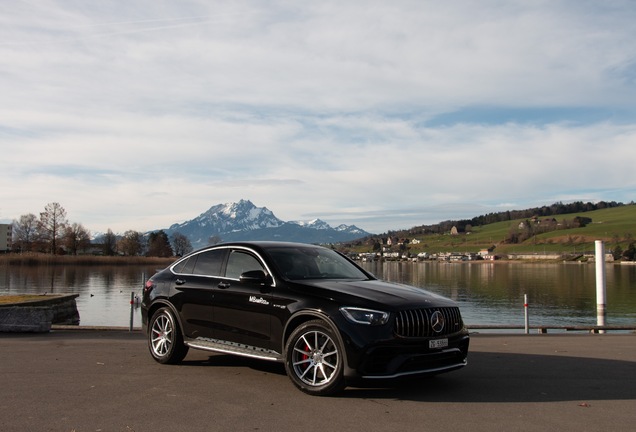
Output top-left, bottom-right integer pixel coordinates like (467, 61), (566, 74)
(163, 199), (371, 248)
(289, 218), (332, 230)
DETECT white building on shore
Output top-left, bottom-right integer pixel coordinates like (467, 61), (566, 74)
(0, 223), (12, 252)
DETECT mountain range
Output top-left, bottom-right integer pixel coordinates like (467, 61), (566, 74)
(162, 199), (371, 248)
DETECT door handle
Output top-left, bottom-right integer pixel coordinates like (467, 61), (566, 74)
(175, 279), (186, 285)
(217, 282), (231, 289)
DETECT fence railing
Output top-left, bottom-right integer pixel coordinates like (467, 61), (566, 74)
(466, 324), (636, 334)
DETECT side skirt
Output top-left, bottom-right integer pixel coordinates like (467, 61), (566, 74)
(186, 337), (283, 362)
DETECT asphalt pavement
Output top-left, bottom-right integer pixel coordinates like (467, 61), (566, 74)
(1, 329), (635, 432)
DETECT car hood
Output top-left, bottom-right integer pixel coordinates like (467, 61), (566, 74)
(292, 279), (457, 310)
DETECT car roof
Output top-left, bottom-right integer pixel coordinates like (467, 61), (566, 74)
(220, 241), (322, 247)
(190, 241), (325, 254)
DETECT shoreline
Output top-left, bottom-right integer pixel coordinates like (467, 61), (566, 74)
(1, 251), (634, 265)
(0, 253), (175, 266)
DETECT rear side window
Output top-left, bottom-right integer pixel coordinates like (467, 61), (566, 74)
(225, 250), (264, 279)
(173, 249), (226, 276)
(172, 256), (197, 274)
(193, 249), (226, 276)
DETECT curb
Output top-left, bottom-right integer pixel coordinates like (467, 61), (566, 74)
(51, 325), (143, 332)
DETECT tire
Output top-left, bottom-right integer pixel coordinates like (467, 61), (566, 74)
(284, 320), (346, 396)
(148, 307), (189, 364)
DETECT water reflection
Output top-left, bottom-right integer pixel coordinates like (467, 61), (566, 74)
(1, 262), (635, 328)
(0, 265), (158, 327)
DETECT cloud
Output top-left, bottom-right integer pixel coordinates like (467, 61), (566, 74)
(1, 1), (635, 235)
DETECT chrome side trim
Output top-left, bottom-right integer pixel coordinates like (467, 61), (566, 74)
(186, 337), (282, 362)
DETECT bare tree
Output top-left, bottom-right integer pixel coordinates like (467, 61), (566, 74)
(63, 223), (91, 255)
(12, 213), (39, 252)
(170, 232), (193, 257)
(118, 230), (144, 256)
(38, 202), (68, 254)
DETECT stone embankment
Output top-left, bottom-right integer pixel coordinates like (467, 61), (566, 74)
(0, 294), (80, 332)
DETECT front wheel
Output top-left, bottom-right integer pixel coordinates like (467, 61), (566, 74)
(148, 307), (189, 364)
(284, 320), (346, 396)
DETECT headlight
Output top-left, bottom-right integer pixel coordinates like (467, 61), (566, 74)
(340, 307), (389, 326)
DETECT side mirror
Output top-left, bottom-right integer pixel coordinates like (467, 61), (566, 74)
(239, 270), (272, 285)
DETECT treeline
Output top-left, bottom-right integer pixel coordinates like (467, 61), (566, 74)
(10, 202), (194, 257)
(392, 201), (628, 237)
(464, 201), (625, 229)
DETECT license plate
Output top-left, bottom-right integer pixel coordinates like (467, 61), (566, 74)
(429, 338), (448, 349)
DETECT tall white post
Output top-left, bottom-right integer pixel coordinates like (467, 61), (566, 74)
(129, 291), (135, 332)
(595, 240), (607, 333)
(524, 294), (529, 334)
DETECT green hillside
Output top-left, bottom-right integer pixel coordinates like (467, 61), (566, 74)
(349, 204), (636, 256)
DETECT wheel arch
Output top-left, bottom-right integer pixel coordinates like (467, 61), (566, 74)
(283, 310), (336, 345)
(282, 310), (351, 371)
(147, 300), (185, 336)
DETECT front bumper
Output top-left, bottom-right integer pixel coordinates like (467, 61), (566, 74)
(340, 322), (470, 380)
(357, 334), (469, 378)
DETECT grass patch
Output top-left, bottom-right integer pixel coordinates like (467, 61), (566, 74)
(348, 204), (636, 255)
(0, 295), (50, 305)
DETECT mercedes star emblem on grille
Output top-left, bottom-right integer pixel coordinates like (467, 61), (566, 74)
(430, 310), (445, 333)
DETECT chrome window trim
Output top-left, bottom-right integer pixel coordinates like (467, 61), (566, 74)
(170, 245), (276, 287)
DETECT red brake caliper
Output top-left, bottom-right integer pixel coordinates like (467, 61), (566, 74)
(303, 343), (310, 370)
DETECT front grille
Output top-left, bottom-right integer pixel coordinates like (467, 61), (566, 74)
(394, 307), (464, 338)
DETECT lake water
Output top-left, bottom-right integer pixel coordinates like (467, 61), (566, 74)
(0, 264), (158, 328)
(1, 261), (635, 330)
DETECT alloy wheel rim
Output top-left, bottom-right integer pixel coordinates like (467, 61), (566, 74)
(151, 313), (173, 357)
(291, 330), (339, 387)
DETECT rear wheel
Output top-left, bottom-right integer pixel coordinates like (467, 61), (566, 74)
(285, 320), (346, 396)
(148, 307), (189, 364)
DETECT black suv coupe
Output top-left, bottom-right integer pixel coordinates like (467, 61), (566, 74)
(141, 241), (469, 395)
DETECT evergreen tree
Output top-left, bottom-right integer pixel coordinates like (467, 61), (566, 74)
(102, 229), (118, 256)
(147, 230), (173, 257)
(623, 242), (636, 261)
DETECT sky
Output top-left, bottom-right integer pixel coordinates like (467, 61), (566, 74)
(1, 0), (636, 235)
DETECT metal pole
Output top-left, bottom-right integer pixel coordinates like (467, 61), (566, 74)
(129, 291), (135, 332)
(524, 294), (529, 334)
(595, 240), (607, 334)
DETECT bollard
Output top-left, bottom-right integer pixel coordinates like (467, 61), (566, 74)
(129, 291), (135, 332)
(595, 240), (607, 334)
(524, 294), (529, 334)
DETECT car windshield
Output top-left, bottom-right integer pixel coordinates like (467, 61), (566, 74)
(267, 246), (370, 281)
